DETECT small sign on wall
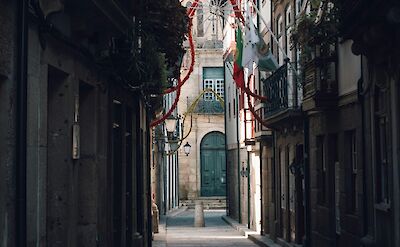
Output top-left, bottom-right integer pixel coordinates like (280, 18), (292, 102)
(72, 94), (80, 159)
(72, 123), (80, 159)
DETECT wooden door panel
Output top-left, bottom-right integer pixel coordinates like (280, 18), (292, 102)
(201, 132), (226, 197)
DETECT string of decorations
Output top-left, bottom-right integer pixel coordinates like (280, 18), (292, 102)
(151, 0), (268, 128)
(246, 74), (269, 128)
(229, 0), (270, 127)
(150, 1), (198, 128)
(165, 87), (224, 155)
(163, 18), (195, 95)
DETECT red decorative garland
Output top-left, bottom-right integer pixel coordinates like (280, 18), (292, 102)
(150, 1), (198, 127)
(151, 0), (268, 128)
(163, 17), (195, 95)
(244, 75), (268, 102)
(150, 86), (182, 127)
(246, 76), (268, 128)
(229, 0), (245, 23)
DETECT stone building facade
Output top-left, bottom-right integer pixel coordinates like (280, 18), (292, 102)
(223, 10), (263, 232)
(336, 1), (400, 246)
(177, 0), (226, 204)
(257, 0), (400, 246)
(224, 0), (400, 246)
(0, 1), (161, 246)
(257, 0), (306, 244)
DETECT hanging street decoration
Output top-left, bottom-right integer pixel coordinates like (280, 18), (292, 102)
(151, 0), (286, 129)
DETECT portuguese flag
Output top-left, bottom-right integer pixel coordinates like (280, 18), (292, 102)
(233, 28), (245, 89)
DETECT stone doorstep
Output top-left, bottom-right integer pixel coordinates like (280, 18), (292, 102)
(221, 215), (282, 247)
(180, 199), (227, 209)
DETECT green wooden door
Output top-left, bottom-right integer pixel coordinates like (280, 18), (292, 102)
(201, 132), (226, 197)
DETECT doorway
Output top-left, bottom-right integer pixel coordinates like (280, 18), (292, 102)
(200, 132), (226, 197)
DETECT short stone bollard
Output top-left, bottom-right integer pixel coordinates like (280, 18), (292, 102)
(152, 202), (159, 233)
(194, 201), (205, 227)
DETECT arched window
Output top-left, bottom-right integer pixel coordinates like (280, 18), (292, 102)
(296, 0), (303, 14)
(285, 5), (292, 26)
(277, 15), (284, 65)
(197, 3), (204, 37)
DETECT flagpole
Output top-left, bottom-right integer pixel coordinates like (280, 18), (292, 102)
(249, 1), (288, 61)
(249, 0), (302, 84)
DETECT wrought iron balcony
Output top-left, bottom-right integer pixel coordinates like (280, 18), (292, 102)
(262, 63), (302, 120)
(189, 98), (224, 114)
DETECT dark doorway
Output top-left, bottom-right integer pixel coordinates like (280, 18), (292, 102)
(77, 81), (97, 246)
(112, 99), (123, 246)
(200, 132), (226, 197)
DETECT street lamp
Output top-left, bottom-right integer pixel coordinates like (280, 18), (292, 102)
(165, 115), (177, 133)
(169, 141), (179, 153)
(183, 142), (191, 156)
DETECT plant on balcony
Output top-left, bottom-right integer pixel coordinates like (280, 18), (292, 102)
(143, 0), (189, 86)
(290, 0), (340, 65)
(93, 0), (188, 96)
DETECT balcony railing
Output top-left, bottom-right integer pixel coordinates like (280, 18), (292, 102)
(262, 63), (302, 118)
(188, 98), (224, 114)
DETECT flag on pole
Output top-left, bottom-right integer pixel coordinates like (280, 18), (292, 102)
(257, 37), (279, 71)
(233, 28), (245, 89)
(241, 2), (260, 71)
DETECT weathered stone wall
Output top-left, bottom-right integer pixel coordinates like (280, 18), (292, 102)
(308, 98), (363, 247)
(260, 142), (274, 236)
(178, 48), (225, 200)
(274, 128), (303, 242)
(0, 1), (17, 246)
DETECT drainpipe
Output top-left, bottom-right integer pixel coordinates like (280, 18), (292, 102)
(272, 129), (278, 236)
(303, 115), (311, 247)
(146, 108), (153, 246)
(16, 0), (28, 246)
(247, 150), (251, 228)
(163, 135), (167, 214)
(224, 63), (229, 215)
(236, 88), (242, 223)
(256, 0), (263, 233)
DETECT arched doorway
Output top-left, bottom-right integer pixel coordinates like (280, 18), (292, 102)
(200, 132), (226, 197)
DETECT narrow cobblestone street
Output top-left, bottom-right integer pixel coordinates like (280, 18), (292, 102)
(1, 0), (399, 246)
(155, 210), (257, 247)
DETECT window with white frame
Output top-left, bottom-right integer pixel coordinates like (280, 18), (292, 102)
(203, 67), (224, 101)
(286, 5), (292, 27)
(285, 5), (293, 61)
(277, 15), (284, 65)
(197, 3), (204, 37)
(296, 0), (303, 15)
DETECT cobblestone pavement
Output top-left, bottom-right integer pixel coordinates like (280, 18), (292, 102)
(164, 209), (257, 247)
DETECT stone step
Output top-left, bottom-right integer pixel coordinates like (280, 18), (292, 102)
(179, 199), (226, 209)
